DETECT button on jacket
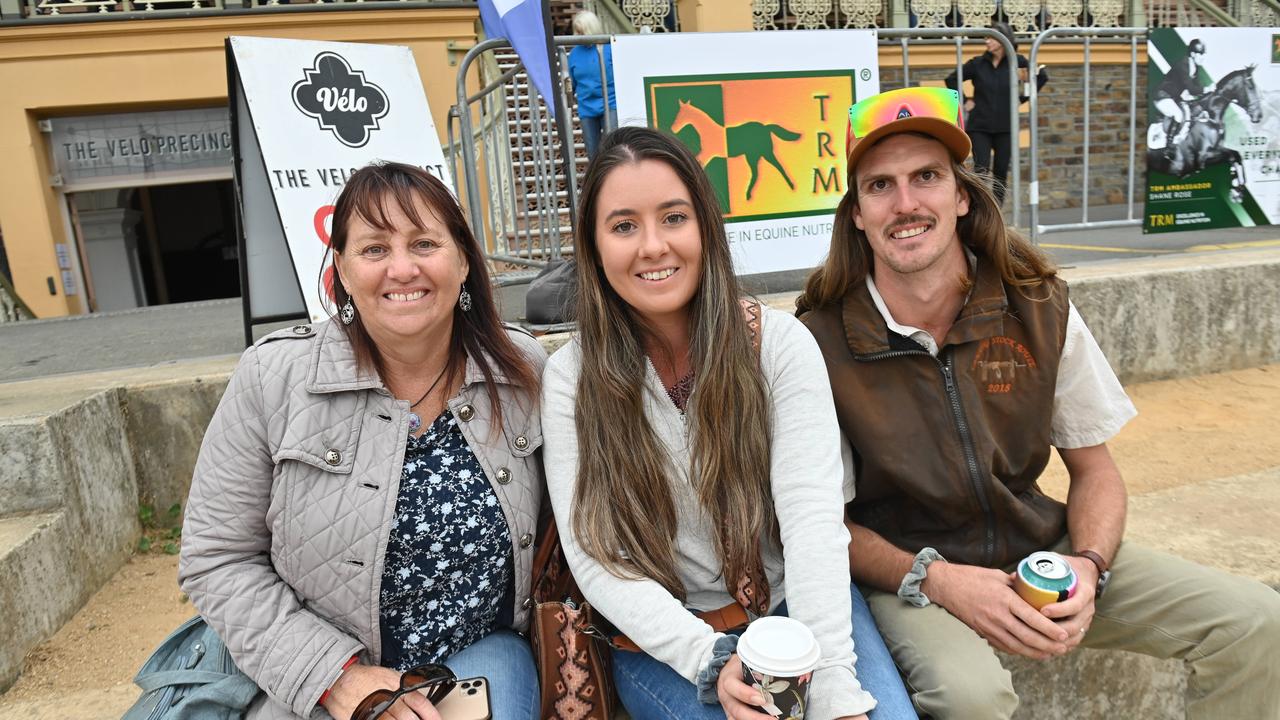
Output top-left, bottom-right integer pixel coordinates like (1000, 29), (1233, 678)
(178, 320), (546, 719)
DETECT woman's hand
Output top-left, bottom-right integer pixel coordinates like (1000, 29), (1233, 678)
(716, 654), (774, 720)
(964, 98), (976, 113)
(321, 664), (442, 720)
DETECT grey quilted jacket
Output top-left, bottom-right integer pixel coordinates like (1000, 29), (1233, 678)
(179, 320), (546, 720)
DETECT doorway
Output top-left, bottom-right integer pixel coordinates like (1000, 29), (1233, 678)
(72, 179), (237, 312)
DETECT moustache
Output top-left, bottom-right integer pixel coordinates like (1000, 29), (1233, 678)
(886, 215), (936, 235)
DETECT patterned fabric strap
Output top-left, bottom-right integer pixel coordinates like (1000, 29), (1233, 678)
(730, 298), (769, 616)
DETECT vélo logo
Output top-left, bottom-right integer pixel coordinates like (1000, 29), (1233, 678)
(292, 52), (390, 148)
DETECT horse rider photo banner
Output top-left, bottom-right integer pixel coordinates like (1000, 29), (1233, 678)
(1145, 28), (1273, 233)
(612, 31), (880, 275)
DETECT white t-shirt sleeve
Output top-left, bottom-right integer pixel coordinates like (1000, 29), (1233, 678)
(1049, 302), (1138, 448)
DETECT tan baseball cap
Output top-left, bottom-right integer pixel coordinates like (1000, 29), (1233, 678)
(846, 87), (971, 172)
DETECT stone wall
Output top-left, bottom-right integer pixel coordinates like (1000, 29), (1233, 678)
(879, 59), (1146, 211)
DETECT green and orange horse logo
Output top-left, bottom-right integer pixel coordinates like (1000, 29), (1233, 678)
(645, 70), (858, 223)
(670, 99), (802, 201)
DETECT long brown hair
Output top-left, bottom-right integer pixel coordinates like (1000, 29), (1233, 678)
(325, 162), (538, 429)
(571, 126), (774, 599)
(795, 133), (1056, 315)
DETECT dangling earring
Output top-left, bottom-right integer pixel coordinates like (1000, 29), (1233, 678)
(340, 299), (356, 325)
(458, 286), (473, 312)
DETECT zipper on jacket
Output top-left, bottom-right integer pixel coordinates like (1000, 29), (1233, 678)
(857, 345), (997, 566)
(939, 351), (996, 567)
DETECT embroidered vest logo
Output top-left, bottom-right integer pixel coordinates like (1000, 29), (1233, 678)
(972, 336), (1038, 394)
(292, 52), (390, 148)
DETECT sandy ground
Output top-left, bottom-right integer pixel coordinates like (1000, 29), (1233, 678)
(1, 364), (1277, 719)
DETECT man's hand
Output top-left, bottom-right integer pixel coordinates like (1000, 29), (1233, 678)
(1039, 554), (1099, 652)
(322, 664), (442, 720)
(963, 98), (976, 113)
(925, 562), (1069, 659)
(717, 654), (774, 720)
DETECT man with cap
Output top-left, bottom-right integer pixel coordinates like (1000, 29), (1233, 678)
(795, 86), (1280, 719)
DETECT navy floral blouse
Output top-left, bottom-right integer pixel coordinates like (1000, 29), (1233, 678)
(378, 410), (513, 670)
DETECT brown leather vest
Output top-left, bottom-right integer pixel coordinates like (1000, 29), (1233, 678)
(801, 258), (1070, 568)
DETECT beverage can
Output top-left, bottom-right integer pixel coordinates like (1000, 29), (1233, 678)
(1014, 551), (1078, 609)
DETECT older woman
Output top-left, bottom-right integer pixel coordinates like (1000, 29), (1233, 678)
(180, 162), (545, 720)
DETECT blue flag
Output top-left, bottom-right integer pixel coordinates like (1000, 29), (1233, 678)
(479, 0), (557, 118)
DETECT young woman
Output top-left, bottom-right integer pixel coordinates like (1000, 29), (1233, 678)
(541, 127), (916, 720)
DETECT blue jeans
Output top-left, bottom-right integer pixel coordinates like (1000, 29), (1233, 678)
(581, 108), (617, 159)
(443, 629), (538, 720)
(611, 586), (916, 719)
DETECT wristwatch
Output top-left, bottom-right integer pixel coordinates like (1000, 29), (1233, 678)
(1074, 549), (1112, 598)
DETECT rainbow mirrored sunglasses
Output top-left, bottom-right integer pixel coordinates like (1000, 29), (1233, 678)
(846, 87), (964, 151)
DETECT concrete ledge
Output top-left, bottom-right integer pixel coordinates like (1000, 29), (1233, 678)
(1065, 248), (1280, 384)
(0, 390), (141, 691)
(744, 248), (1280, 386)
(124, 378), (230, 527)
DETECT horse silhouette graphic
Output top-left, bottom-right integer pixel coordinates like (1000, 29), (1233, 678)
(670, 99), (802, 201)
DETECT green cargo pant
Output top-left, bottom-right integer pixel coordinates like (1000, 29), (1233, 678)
(864, 537), (1280, 719)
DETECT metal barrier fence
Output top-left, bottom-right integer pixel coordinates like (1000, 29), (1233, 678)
(451, 34), (617, 285)
(450, 29), (1023, 280)
(879, 27), (1021, 228)
(1028, 27), (1145, 243)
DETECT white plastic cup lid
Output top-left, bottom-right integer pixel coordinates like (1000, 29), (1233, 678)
(736, 616), (821, 677)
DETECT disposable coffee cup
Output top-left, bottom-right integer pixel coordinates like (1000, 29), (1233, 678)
(736, 616), (821, 720)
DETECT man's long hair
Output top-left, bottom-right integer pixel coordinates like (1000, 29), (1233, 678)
(570, 126), (775, 600)
(796, 138), (1057, 315)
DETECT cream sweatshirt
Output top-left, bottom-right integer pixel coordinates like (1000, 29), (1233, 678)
(540, 306), (877, 719)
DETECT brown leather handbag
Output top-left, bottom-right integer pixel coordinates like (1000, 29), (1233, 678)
(529, 524), (754, 720)
(530, 522), (617, 720)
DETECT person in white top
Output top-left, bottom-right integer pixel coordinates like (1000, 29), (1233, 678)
(541, 126), (916, 720)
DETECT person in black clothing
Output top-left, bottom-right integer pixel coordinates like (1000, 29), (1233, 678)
(945, 22), (1048, 205)
(1154, 38), (1208, 147)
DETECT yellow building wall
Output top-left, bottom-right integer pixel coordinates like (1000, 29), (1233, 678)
(0, 8), (481, 318)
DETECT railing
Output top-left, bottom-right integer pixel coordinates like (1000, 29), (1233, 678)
(1229, 0), (1280, 24)
(28, 0), (217, 14)
(451, 29), (1021, 282)
(1, 0), (473, 21)
(752, 0), (886, 29)
(748, 0), (1143, 29)
(1028, 27), (1145, 242)
(0, 273), (34, 322)
(582, 0), (639, 33)
(453, 35), (617, 282)
(600, 0), (676, 31)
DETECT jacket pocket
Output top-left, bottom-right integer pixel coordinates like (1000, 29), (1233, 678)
(272, 393), (367, 473)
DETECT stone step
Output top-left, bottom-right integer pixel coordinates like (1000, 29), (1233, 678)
(0, 385), (142, 690)
(0, 512), (75, 694)
(0, 420), (62, 518)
